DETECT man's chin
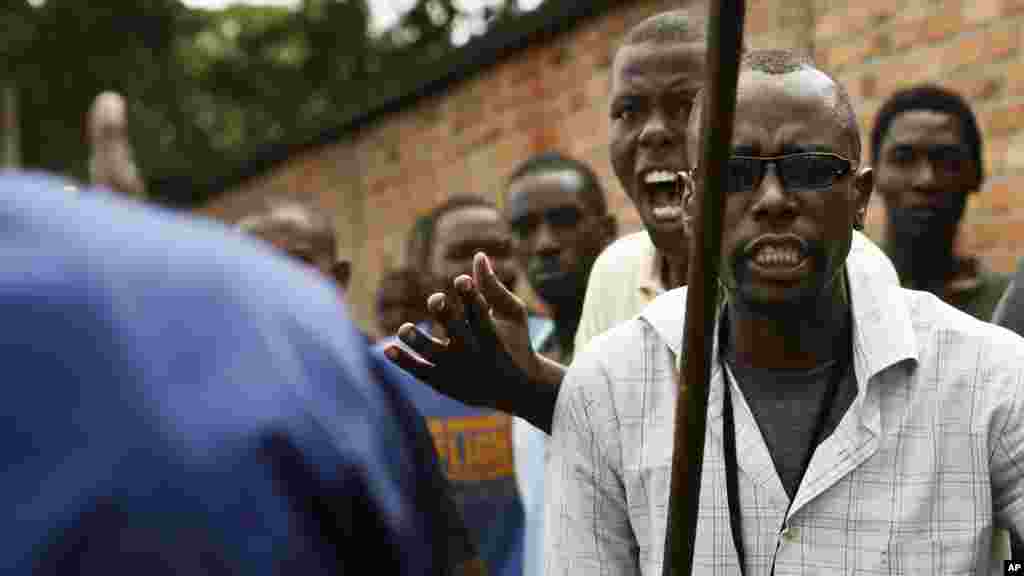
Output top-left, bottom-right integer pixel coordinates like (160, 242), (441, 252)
(643, 220), (688, 260)
(533, 277), (582, 307)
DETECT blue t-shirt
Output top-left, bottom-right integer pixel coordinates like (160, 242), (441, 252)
(0, 173), (464, 575)
(379, 315), (554, 576)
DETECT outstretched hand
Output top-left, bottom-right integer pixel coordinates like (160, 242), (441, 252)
(383, 252), (558, 432)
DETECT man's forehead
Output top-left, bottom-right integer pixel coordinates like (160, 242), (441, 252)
(883, 110), (963, 146)
(612, 42), (707, 86)
(435, 206), (503, 238)
(736, 72), (843, 139)
(506, 171), (585, 212)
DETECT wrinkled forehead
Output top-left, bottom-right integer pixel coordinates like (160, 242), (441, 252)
(688, 69), (848, 157)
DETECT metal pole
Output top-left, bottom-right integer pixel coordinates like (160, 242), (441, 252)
(662, 1), (745, 574)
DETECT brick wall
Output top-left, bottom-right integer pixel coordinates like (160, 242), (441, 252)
(814, 0), (1024, 271)
(200, 0), (1024, 337)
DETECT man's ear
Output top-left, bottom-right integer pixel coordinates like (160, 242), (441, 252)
(332, 260), (352, 291)
(853, 166), (873, 231)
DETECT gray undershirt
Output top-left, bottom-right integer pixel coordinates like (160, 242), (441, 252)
(725, 353), (857, 500)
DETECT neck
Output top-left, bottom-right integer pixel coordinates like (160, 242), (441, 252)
(661, 249), (689, 289)
(726, 276), (850, 371)
(885, 213), (958, 293)
(547, 296), (583, 359)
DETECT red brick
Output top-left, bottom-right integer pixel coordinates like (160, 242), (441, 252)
(942, 25), (1018, 72)
(1006, 0), (1024, 16)
(977, 173), (1024, 215)
(985, 136), (1011, 178)
(943, 75), (1003, 103)
(983, 102), (1024, 138)
(821, 33), (889, 72)
(1007, 61), (1024, 96)
(922, 0), (965, 42)
(966, 0), (1003, 23)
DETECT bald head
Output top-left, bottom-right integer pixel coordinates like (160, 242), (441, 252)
(238, 201), (340, 281)
(88, 91), (144, 197)
(689, 50), (861, 163)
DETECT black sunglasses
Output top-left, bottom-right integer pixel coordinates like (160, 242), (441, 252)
(704, 152), (855, 193)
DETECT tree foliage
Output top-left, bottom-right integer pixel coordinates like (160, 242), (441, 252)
(3, 0), (532, 205)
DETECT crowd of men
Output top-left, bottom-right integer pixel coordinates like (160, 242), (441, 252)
(4, 5), (1024, 575)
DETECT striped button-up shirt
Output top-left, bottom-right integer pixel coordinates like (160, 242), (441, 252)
(546, 253), (1024, 575)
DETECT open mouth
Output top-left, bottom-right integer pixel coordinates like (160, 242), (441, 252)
(639, 169), (685, 223)
(745, 234), (810, 277)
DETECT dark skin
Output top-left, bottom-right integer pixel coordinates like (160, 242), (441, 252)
(688, 68), (872, 370)
(428, 205), (518, 295)
(874, 111), (978, 294)
(376, 275), (428, 339)
(610, 41), (707, 289)
(247, 222), (336, 280)
(505, 169), (616, 361)
(384, 39), (709, 433)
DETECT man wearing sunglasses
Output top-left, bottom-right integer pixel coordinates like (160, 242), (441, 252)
(384, 9), (898, 438)
(546, 49), (1024, 575)
(872, 85), (1010, 322)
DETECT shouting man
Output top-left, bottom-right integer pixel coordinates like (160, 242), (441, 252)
(546, 50), (1024, 575)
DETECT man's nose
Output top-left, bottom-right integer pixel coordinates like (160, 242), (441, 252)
(534, 222), (561, 257)
(637, 109), (675, 149)
(911, 159), (939, 192)
(751, 164), (797, 220)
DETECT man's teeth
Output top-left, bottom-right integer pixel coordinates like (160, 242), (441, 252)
(644, 170), (679, 184)
(653, 205), (683, 220)
(754, 246), (804, 266)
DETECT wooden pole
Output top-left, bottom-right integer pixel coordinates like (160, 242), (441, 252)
(662, 1), (745, 574)
(2, 84), (19, 169)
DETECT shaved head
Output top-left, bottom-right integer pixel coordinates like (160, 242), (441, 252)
(237, 200), (339, 279)
(691, 50), (861, 162)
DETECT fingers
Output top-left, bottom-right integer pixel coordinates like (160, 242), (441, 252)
(396, 322), (447, 361)
(454, 274), (504, 353)
(473, 252), (525, 319)
(382, 342), (436, 383)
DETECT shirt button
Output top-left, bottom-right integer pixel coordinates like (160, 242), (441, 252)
(782, 526), (800, 543)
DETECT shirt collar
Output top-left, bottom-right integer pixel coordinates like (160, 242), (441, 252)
(638, 256), (920, 421)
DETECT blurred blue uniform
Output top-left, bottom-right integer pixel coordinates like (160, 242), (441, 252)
(0, 173), (471, 575)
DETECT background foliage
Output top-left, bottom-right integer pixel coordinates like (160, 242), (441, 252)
(0, 0), (530, 205)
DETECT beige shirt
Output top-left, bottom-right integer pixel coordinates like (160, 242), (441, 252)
(574, 229), (902, 352)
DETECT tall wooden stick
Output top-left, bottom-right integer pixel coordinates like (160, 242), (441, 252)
(662, 2), (745, 575)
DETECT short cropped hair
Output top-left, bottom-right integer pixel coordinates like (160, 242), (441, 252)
(621, 8), (708, 47)
(236, 200), (336, 257)
(412, 195), (497, 273)
(506, 151), (608, 215)
(870, 84), (984, 188)
(692, 49), (860, 162)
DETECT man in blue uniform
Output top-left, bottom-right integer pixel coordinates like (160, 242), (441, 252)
(0, 173), (469, 575)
